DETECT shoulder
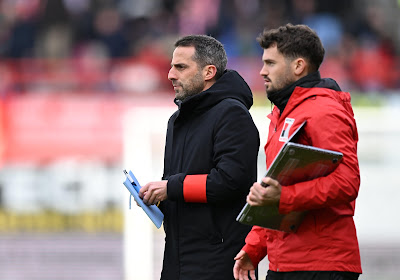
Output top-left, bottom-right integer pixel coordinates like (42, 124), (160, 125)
(213, 98), (250, 113)
(210, 99), (254, 126)
(205, 99), (258, 135)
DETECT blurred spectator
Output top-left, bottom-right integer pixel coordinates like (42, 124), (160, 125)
(177, 0), (220, 35)
(349, 38), (398, 91)
(74, 41), (112, 92)
(0, 0), (398, 93)
(2, 0), (41, 57)
(92, 7), (129, 57)
(35, 0), (72, 58)
(304, 13), (343, 52)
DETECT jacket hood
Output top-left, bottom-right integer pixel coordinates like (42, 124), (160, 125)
(295, 71), (342, 92)
(174, 69), (253, 114)
(291, 71), (353, 113)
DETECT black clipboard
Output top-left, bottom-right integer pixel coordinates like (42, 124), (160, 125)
(236, 123), (343, 232)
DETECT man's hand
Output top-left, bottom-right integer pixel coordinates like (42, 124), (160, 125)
(139, 180), (168, 206)
(247, 177), (282, 206)
(233, 250), (256, 280)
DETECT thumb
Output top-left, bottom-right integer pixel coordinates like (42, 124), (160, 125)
(234, 250), (246, 260)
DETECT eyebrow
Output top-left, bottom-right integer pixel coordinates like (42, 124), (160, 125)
(263, 58), (275, 63)
(171, 63), (187, 67)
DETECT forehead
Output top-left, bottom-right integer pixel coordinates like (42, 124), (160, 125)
(262, 45), (285, 61)
(171, 46), (197, 64)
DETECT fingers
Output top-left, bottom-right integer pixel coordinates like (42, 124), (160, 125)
(143, 189), (159, 205)
(247, 176), (282, 207)
(262, 176), (279, 187)
(138, 184), (149, 198)
(249, 269), (256, 280)
(138, 181), (168, 205)
(239, 268), (250, 280)
(247, 183), (264, 206)
(233, 260), (240, 279)
(261, 177), (270, 186)
(138, 183), (155, 205)
(234, 264), (249, 280)
(247, 177), (278, 203)
(246, 193), (256, 206)
(234, 251), (252, 280)
(233, 251), (243, 279)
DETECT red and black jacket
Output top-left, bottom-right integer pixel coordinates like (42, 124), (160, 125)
(243, 72), (362, 274)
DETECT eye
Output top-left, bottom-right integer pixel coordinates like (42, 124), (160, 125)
(173, 64), (186, 71)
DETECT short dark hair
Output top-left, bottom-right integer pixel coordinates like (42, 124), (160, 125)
(257, 23), (325, 72)
(174, 35), (227, 79)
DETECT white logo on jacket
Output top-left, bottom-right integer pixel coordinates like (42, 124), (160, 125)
(279, 118), (295, 142)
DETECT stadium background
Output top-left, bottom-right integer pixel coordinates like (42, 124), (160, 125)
(0, 0), (399, 279)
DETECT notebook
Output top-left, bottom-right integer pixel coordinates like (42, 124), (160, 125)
(236, 122), (343, 232)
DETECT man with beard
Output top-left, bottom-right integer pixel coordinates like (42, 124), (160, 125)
(233, 24), (362, 280)
(138, 35), (260, 279)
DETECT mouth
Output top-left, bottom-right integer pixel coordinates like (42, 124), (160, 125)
(172, 83), (181, 89)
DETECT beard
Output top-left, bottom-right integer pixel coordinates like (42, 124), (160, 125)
(175, 71), (205, 101)
(265, 69), (296, 97)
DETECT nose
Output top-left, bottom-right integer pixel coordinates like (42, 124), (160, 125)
(260, 65), (268, 77)
(168, 67), (176, 81)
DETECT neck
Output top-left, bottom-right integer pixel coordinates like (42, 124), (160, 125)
(203, 79), (216, 92)
(268, 71), (321, 113)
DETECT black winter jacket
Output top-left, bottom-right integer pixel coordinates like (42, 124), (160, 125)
(160, 70), (260, 280)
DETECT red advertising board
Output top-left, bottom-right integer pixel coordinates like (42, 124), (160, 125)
(1, 93), (171, 165)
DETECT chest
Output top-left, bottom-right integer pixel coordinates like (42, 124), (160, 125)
(265, 110), (311, 168)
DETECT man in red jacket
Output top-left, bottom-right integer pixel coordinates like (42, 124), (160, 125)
(233, 24), (362, 280)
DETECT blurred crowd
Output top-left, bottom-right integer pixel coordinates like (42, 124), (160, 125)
(0, 0), (399, 94)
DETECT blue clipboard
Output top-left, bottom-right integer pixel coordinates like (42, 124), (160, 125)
(123, 170), (164, 229)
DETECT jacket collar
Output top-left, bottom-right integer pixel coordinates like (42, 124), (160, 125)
(268, 71), (321, 113)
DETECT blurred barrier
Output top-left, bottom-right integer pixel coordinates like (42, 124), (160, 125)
(0, 209), (123, 232)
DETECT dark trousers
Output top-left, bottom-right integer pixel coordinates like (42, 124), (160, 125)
(266, 270), (360, 280)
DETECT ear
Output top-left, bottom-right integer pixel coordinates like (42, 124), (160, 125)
(203, 65), (217, 81)
(293, 58), (307, 76)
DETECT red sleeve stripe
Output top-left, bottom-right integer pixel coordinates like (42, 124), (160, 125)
(183, 174), (207, 203)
